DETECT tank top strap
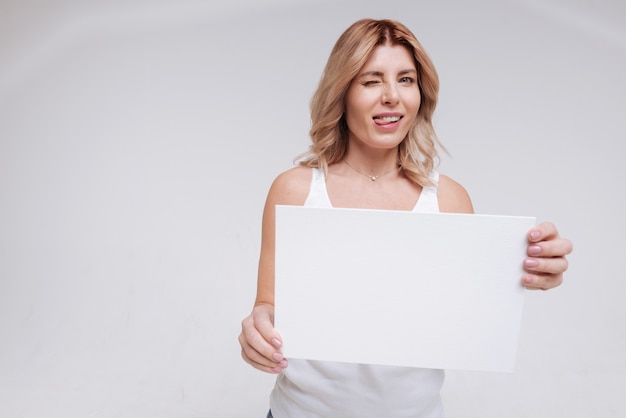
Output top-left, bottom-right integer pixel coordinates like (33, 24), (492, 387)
(303, 167), (333, 208)
(412, 171), (440, 213)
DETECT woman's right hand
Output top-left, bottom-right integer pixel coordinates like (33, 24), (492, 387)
(239, 304), (288, 374)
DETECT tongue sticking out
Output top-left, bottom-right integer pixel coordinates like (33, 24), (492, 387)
(374, 116), (401, 125)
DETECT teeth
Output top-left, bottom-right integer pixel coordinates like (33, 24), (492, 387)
(376, 116), (401, 122)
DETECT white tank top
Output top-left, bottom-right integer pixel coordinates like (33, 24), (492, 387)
(270, 168), (444, 418)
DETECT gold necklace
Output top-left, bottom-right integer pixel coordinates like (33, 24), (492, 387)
(344, 159), (399, 181)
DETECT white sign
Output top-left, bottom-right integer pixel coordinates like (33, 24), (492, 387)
(275, 205), (535, 372)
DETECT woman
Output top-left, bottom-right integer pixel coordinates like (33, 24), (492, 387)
(239, 18), (572, 417)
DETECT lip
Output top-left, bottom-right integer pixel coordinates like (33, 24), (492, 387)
(373, 112), (403, 128)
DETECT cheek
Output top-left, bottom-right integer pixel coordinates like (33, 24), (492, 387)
(406, 96), (421, 123)
(406, 90), (421, 111)
(345, 111), (368, 135)
(344, 101), (370, 132)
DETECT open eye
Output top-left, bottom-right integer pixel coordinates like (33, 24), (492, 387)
(399, 76), (415, 85)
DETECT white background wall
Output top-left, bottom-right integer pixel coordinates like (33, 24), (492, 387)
(0, 0), (624, 416)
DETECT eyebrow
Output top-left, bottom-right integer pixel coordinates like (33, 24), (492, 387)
(358, 69), (418, 78)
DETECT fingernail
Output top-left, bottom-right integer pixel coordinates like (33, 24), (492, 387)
(271, 338), (282, 348)
(530, 231), (541, 240)
(270, 367), (283, 374)
(524, 258), (539, 268)
(528, 245), (542, 256)
(523, 275), (534, 284)
(272, 353), (284, 362)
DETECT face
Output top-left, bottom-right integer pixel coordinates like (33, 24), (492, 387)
(344, 43), (421, 151)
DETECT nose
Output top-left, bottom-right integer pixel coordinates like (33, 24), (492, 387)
(382, 82), (399, 105)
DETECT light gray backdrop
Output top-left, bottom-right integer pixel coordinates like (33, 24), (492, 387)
(1, 0), (624, 416)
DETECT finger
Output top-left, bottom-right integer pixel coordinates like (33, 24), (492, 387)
(528, 222), (559, 243)
(523, 272), (563, 290)
(239, 331), (288, 373)
(239, 334), (288, 374)
(251, 305), (282, 348)
(528, 223), (574, 255)
(241, 349), (286, 374)
(524, 255), (569, 275)
(249, 306), (286, 363)
(238, 327), (275, 366)
(527, 238), (573, 258)
(239, 308), (287, 373)
(240, 316), (281, 361)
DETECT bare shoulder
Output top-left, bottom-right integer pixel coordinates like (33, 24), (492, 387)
(266, 166), (312, 206)
(438, 174), (474, 214)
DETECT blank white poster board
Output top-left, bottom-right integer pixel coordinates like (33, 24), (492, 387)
(275, 205), (535, 372)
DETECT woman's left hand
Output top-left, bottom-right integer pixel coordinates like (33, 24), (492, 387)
(523, 222), (573, 290)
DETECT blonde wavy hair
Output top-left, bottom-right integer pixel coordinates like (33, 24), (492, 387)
(296, 18), (444, 187)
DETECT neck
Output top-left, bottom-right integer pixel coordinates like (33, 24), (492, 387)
(343, 158), (400, 182)
(343, 145), (399, 174)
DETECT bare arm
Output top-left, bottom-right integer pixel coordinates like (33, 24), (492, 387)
(239, 167), (311, 373)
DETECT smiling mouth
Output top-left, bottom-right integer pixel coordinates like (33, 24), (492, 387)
(374, 115), (402, 125)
